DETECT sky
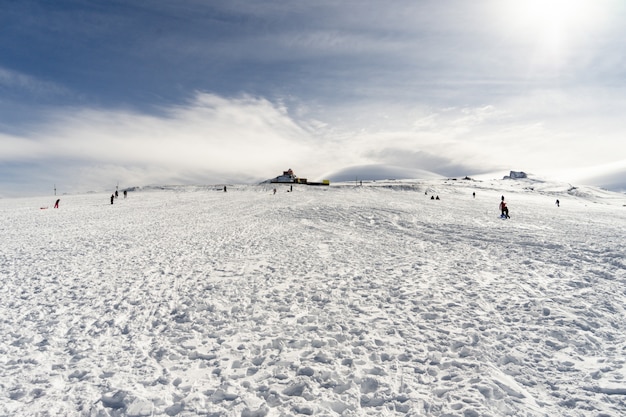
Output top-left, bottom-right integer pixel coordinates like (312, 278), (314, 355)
(1, 0), (626, 197)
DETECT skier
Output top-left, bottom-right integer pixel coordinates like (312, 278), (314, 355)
(123, 190), (127, 198)
(555, 199), (560, 207)
(54, 199), (60, 209)
(110, 194), (115, 205)
(499, 197), (510, 219)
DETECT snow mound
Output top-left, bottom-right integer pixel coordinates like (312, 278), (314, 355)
(323, 164), (444, 182)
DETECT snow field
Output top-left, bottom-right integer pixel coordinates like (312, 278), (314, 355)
(1, 180), (625, 416)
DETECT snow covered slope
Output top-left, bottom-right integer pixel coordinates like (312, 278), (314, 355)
(1, 179), (625, 416)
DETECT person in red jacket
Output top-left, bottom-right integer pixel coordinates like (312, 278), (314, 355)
(499, 196), (510, 218)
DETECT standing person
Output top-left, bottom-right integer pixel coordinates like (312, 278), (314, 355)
(472, 192), (475, 198)
(555, 199), (560, 207)
(115, 190), (118, 199)
(499, 197), (510, 219)
(123, 190), (127, 198)
(54, 199), (60, 208)
(224, 186), (227, 192)
(110, 194), (115, 205)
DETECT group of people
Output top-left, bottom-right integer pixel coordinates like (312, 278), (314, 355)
(110, 189), (127, 204)
(51, 189), (558, 217)
(427, 190), (513, 218)
(50, 190), (128, 208)
(425, 191), (440, 200)
(428, 191), (511, 218)
(498, 196), (560, 219)
(48, 186), (548, 215)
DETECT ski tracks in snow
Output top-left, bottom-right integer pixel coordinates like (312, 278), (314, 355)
(1, 184), (625, 416)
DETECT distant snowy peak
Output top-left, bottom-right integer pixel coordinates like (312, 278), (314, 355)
(504, 171), (528, 180)
(499, 165), (626, 193)
(579, 169), (626, 193)
(323, 164), (444, 182)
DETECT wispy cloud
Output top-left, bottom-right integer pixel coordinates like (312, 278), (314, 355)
(0, 66), (67, 96)
(0, 93), (318, 195)
(1, 87), (625, 197)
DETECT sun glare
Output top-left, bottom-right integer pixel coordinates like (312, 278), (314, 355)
(498, 0), (601, 41)
(494, 0), (608, 70)
(518, 0), (580, 26)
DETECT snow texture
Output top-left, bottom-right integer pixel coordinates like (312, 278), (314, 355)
(1, 178), (625, 417)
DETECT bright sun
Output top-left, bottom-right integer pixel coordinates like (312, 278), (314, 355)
(504, 0), (594, 34)
(517, 0), (582, 25)
(496, 0), (605, 60)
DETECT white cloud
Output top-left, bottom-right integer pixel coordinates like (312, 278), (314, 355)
(291, 85), (626, 181)
(2, 86), (626, 197)
(1, 93), (321, 195)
